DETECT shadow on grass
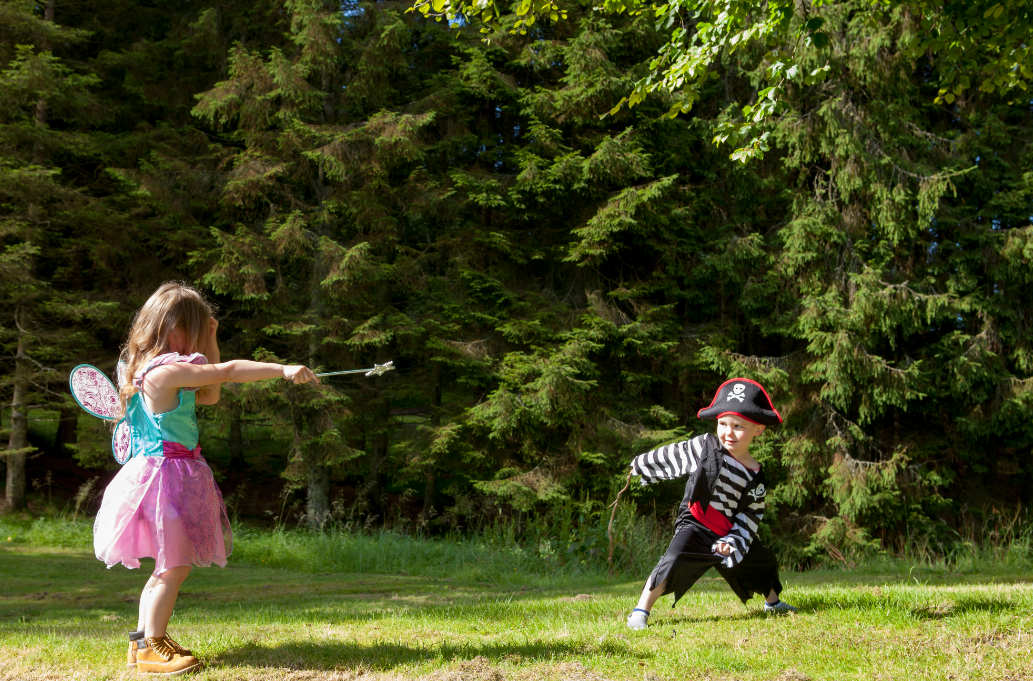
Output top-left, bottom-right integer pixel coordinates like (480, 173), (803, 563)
(662, 607), (773, 625)
(216, 638), (643, 671)
(733, 592), (1021, 619)
(909, 597), (1017, 620)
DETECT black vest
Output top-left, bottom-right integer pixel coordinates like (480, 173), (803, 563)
(680, 433), (767, 516)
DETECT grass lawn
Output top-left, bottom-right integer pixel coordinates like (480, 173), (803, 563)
(1, 544), (1032, 680)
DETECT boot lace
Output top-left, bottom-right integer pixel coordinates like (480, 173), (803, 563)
(146, 636), (177, 661)
(165, 635), (189, 655)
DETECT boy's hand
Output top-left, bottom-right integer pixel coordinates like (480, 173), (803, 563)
(283, 365), (319, 384)
(715, 542), (733, 556)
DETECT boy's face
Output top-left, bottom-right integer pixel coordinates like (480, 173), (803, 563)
(716, 415), (765, 457)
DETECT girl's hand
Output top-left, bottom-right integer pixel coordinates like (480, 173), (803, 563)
(204, 317), (220, 360)
(283, 365), (319, 384)
(715, 542), (733, 556)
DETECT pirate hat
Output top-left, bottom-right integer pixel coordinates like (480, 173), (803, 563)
(697, 378), (782, 426)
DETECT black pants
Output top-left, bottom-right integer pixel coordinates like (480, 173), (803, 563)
(647, 519), (783, 606)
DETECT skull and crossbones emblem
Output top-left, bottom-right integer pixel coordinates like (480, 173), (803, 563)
(726, 383), (746, 402)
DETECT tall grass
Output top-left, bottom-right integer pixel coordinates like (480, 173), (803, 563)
(0, 500), (668, 584)
(231, 501), (670, 584)
(3, 499), (1029, 581)
(883, 509), (1033, 575)
(0, 515), (94, 548)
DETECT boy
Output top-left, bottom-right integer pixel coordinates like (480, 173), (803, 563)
(626, 378), (797, 630)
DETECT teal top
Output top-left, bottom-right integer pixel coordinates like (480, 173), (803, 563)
(125, 389), (200, 458)
(123, 352), (207, 459)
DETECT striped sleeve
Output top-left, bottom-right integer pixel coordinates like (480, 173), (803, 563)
(716, 488), (765, 568)
(629, 435), (705, 485)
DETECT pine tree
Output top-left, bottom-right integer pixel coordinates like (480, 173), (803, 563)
(0, 0), (119, 510)
(0, 0), (1027, 558)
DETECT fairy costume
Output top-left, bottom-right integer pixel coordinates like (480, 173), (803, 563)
(92, 352), (232, 575)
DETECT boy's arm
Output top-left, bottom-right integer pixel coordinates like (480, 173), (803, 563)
(630, 435), (704, 484)
(716, 496), (765, 562)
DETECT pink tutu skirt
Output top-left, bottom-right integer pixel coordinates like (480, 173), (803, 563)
(94, 453), (232, 575)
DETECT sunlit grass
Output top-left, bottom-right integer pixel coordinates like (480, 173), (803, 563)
(2, 530), (1032, 680)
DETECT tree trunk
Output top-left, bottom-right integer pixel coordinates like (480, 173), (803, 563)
(12, 0), (52, 506)
(5, 326), (30, 512)
(228, 414), (246, 469)
(306, 462), (330, 528)
(366, 419), (389, 518)
(365, 342), (393, 519)
(304, 242), (329, 529)
(423, 362), (442, 515)
(423, 469), (435, 516)
(32, 0), (55, 165)
(56, 403), (77, 455)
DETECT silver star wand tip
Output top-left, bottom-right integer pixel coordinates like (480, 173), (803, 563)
(365, 361), (394, 377)
(315, 361), (395, 378)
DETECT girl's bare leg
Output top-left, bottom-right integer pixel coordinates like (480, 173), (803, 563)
(766, 589), (779, 604)
(144, 566), (192, 638)
(137, 574), (160, 632)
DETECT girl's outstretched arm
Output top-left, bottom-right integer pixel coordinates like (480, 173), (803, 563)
(149, 359), (319, 393)
(143, 356), (318, 415)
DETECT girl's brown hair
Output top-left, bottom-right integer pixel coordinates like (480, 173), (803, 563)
(117, 282), (215, 419)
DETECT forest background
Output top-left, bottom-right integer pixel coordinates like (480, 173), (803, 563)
(1, 0), (1032, 571)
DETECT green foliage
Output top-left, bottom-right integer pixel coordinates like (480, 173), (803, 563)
(411, 0), (1033, 162)
(1, 0), (1030, 563)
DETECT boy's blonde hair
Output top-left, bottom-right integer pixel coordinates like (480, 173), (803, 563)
(118, 282), (215, 419)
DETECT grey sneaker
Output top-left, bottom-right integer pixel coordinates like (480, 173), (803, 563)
(764, 599), (797, 614)
(626, 608), (650, 630)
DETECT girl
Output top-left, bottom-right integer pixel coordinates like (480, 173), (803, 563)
(93, 282), (319, 675)
(625, 378), (797, 630)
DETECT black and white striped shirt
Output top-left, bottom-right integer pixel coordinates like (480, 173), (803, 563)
(630, 434), (765, 568)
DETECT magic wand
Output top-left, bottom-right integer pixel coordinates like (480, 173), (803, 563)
(315, 361), (395, 378)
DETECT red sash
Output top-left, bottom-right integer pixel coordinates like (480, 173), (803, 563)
(162, 441), (201, 460)
(689, 501), (732, 536)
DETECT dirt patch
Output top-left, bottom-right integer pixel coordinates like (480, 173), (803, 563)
(776, 670), (811, 681)
(557, 595), (593, 603)
(415, 657), (503, 681)
(410, 659), (615, 681)
(911, 602), (954, 618)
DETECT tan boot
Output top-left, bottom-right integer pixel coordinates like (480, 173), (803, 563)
(127, 630), (146, 668)
(136, 636), (202, 676)
(127, 639), (144, 668)
(164, 635), (192, 656)
(128, 632), (192, 668)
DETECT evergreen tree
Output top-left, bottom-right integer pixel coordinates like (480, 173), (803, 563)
(0, 0), (119, 510)
(0, 0), (1028, 563)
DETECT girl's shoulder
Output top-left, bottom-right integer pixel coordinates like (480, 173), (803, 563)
(153, 352), (207, 367)
(134, 353), (208, 389)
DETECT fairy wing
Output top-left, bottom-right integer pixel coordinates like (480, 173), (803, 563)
(69, 364), (120, 420)
(70, 363), (134, 464)
(111, 417), (132, 465)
